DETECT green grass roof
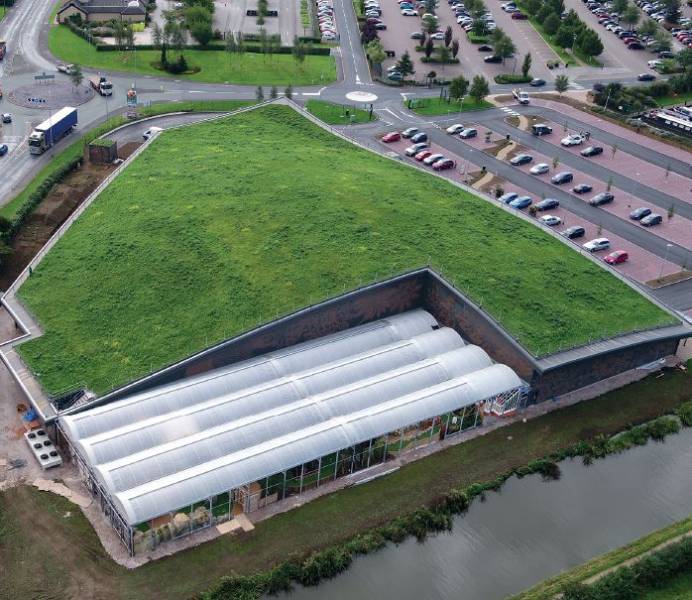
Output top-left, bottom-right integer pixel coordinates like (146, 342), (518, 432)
(16, 105), (674, 395)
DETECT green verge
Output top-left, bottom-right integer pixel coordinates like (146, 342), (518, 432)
(512, 515), (692, 600)
(644, 568), (692, 599)
(305, 100), (375, 124)
(16, 104), (675, 395)
(0, 100), (255, 222)
(407, 97), (494, 115)
(0, 370), (689, 600)
(656, 91), (692, 106)
(48, 26), (336, 86)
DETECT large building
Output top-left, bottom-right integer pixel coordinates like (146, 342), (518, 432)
(57, 0), (146, 23)
(59, 310), (525, 555)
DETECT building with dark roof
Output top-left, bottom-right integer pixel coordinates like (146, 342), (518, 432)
(57, 0), (146, 23)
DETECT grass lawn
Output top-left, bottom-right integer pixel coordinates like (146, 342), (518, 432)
(0, 6), (5, 20)
(656, 91), (692, 106)
(0, 100), (254, 222)
(644, 568), (692, 599)
(306, 99), (375, 124)
(512, 516), (692, 599)
(48, 25), (336, 86)
(15, 104), (674, 395)
(407, 97), (494, 115)
(0, 369), (689, 600)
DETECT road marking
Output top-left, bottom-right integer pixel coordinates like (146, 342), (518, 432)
(301, 92), (322, 96)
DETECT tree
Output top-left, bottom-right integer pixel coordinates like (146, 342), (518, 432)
(185, 5), (212, 27)
(152, 22), (169, 65)
(490, 28), (506, 46)
(235, 31), (245, 55)
(125, 25), (135, 49)
(521, 52), (532, 77)
(424, 36), (434, 58)
(422, 14), (438, 34)
(472, 17), (487, 36)
(256, 85), (264, 100)
(397, 50), (415, 77)
(285, 84), (293, 99)
(536, 5), (555, 24)
(270, 85), (278, 99)
(621, 3), (640, 29)
(170, 22), (187, 56)
(577, 28), (603, 57)
(524, 0), (541, 15)
(494, 35), (516, 63)
(449, 75), (469, 100)
(360, 21), (378, 43)
(554, 74), (569, 95)
(654, 28), (672, 52)
(451, 38), (460, 59)
(366, 39), (386, 67)
(554, 25), (575, 49)
(660, 0), (681, 23)
(676, 48), (692, 70)
(637, 19), (657, 37)
(190, 21), (213, 46)
(69, 63), (83, 90)
(259, 27), (270, 59)
(113, 20), (126, 50)
(423, 0), (436, 12)
(437, 45), (452, 65)
(543, 12), (560, 35)
(444, 25), (452, 47)
(612, 0), (628, 13)
(469, 74), (489, 103)
(225, 30), (237, 57)
(292, 35), (307, 65)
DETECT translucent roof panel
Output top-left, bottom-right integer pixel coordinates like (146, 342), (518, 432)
(61, 310), (523, 526)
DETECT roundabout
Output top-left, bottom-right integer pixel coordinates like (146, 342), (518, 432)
(7, 81), (94, 110)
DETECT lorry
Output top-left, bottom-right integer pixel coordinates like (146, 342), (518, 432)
(28, 107), (78, 155)
(89, 75), (113, 96)
(0, 40), (7, 61)
(512, 88), (530, 104)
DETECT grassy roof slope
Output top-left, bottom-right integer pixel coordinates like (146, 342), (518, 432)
(17, 105), (674, 395)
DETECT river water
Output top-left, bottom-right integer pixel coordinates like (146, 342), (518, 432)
(284, 427), (692, 600)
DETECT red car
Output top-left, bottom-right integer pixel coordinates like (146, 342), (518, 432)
(432, 158), (455, 170)
(415, 150), (433, 161)
(604, 250), (628, 265)
(382, 131), (401, 143)
(511, 11), (527, 19)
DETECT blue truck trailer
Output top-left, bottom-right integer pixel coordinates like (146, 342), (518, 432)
(28, 107), (78, 155)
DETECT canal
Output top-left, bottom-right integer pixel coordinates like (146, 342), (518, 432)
(283, 426), (692, 599)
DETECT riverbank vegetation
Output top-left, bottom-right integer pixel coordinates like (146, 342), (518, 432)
(0, 368), (689, 600)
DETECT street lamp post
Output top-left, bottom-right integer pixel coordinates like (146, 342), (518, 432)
(659, 243), (674, 280)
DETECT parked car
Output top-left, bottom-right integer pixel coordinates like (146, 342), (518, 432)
(637, 72), (656, 81)
(561, 133), (585, 146)
(529, 163), (550, 174)
(562, 225), (585, 239)
(411, 132), (428, 143)
(535, 198), (559, 211)
(1, 113), (12, 124)
(446, 123), (465, 134)
(405, 142), (429, 156)
(629, 207), (652, 220)
(402, 127), (419, 138)
(499, 192), (519, 204)
(529, 78), (546, 87)
(410, 31), (425, 39)
(430, 32), (445, 39)
(640, 213), (663, 226)
(511, 10), (527, 18)
(415, 150), (433, 161)
(509, 195), (532, 208)
(627, 41), (644, 49)
(459, 128), (478, 138)
(531, 123), (553, 136)
(0, 144), (8, 157)
(433, 158), (455, 170)
(572, 183), (593, 194)
(374, 22), (387, 29)
(381, 131), (401, 143)
(604, 250), (629, 264)
(551, 171), (574, 184)
(477, 44), (493, 51)
(583, 237), (611, 252)
(387, 72), (403, 81)
(580, 145), (603, 157)
(540, 214), (562, 226)
(589, 192), (614, 206)
(484, 55), (503, 63)
(510, 153), (533, 165)
(423, 153), (445, 165)
(401, 8), (418, 15)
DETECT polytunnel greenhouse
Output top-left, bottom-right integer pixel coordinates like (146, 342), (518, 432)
(59, 309), (525, 555)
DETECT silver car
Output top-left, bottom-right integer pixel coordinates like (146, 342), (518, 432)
(529, 163), (549, 175)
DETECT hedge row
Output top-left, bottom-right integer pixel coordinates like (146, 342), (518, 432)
(562, 537), (692, 599)
(202, 413), (689, 600)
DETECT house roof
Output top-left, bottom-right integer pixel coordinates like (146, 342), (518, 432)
(58, 0), (146, 15)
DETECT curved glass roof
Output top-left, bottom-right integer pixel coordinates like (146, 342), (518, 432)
(61, 310), (522, 525)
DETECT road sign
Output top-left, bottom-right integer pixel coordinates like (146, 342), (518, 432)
(34, 72), (55, 81)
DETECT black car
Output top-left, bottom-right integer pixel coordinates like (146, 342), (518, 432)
(630, 207), (652, 220)
(478, 44), (493, 51)
(484, 55), (503, 63)
(510, 153), (533, 165)
(573, 183), (593, 194)
(411, 132), (428, 143)
(659, 50), (674, 58)
(410, 31), (424, 39)
(637, 72), (656, 81)
(531, 123), (553, 136)
(535, 198), (559, 211)
(551, 171), (574, 184)
(589, 192), (614, 206)
(627, 41), (644, 49)
(640, 213), (663, 226)
(580, 145), (603, 157)
(529, 78), (546, 87)
(0, 144), (8, 157)
(562, 225), (586, 239)
(374, 22), (387, 29)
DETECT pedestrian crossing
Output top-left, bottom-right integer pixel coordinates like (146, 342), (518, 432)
(500, 106), (521, 117)
(568, 82), (586, 90)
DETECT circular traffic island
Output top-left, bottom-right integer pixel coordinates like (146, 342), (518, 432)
(7, 82), (95, 109)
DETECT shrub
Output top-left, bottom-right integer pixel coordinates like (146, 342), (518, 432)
(494, 74), (531, 84)
(677, 400), (692, 427)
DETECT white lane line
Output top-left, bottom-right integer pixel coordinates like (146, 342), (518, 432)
(301, 92), (322, 96)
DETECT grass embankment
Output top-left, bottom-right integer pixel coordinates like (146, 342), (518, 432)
(0, 100), (254, 222)
(513, 516), (692, 600)
(15, 105), (675, 394)
(306, 99), (375, 124)
(406, 97), (494, 115)
(0, 369), (689, 600)
(645, 569), (692, 599)
(656, 91), (692, 106)
(48, 26), (336, 86)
